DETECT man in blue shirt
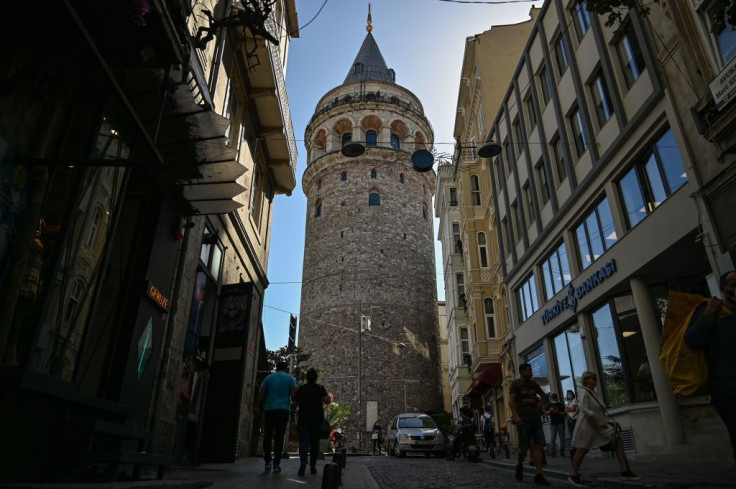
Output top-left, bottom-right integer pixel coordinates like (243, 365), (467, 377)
(254, 361), (297, 472)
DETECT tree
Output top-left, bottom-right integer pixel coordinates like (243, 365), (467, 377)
(265, 345), (312, 384)
(585, 0), (735, 35)
(324, 402), (351, 430)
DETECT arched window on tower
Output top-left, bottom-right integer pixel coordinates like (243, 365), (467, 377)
(484, 297), (496, 338)
(366, 130), (377, 147)
(369, 193), (380, 206)
(341, 171), (347, 182)
(315, 200), (322, 217)
(371, 169), (377, 179)
(399, 173), (404, 184)
(354, 63), (364, 74)
(341, 133), (352, 147)
(390, 133), (400, 149)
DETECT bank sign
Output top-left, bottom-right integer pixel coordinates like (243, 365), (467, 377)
(541, 259), (618, 325)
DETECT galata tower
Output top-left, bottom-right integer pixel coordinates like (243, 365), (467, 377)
(299, 11), (442, 447)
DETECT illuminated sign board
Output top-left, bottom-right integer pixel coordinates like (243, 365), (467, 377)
(145, 280), (170, 312)
(541, 259), (617, 325)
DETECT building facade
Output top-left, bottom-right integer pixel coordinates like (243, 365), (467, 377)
(439, 9), (539, 432)
(480, 0), (732, 459)
(299, 18), (443, 448)
(0, 0), (298, 480)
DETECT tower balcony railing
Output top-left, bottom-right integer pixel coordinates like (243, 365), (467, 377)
(308, 90), (426, 126)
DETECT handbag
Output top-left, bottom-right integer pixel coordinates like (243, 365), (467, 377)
(319, 418), (331, 440)
(371, 433), (379, 440)
(583, 387), (621, 451)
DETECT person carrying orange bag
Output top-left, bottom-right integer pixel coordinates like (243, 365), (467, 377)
(684, 271), (736, 464)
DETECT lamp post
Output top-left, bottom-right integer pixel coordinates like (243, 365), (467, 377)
(390, 379), (420, 413)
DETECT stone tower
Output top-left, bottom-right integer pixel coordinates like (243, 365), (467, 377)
(299, 12), (442, 447)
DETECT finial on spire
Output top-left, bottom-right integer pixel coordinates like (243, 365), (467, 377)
(367, 4), (373, 33)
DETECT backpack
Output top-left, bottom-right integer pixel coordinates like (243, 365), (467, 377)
(483, 414), (493, 434)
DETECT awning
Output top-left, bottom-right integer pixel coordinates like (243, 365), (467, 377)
(465, 363), (503, 397)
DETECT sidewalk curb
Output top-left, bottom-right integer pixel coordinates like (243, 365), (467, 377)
(0, 482), (212, 489)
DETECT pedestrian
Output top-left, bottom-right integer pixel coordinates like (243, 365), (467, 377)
(509, 362), (550, 486)
(685, 270), (736, 464)
(295, 368), (331, 475)
(450, 406), (474, 459)
(545, 393), (566, 457)
(568, 371), (640, 487)
(482, 407), (494, 454)
(564, 389), (579, 460)
(371, 421), (383, 454)
(253, 361), (297, 473)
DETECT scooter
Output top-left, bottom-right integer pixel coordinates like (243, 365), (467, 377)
(446, 427), (481, 462)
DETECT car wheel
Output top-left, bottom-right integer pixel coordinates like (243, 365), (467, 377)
(388, 442), (395, 456)
(434, 451), (444, 458)
(424, 452), (430, 458)
(398, 449), (406, 458)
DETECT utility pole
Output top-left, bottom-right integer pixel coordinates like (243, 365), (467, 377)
(390, 379), (419, 413)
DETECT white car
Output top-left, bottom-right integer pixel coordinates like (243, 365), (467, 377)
(386, 413), (445, 458)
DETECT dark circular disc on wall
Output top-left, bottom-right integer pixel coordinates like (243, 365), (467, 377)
(411, 149), (434, 172)
(341, 142), (366, 157)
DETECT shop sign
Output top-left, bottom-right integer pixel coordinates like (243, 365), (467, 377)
(710, 56), (736, 110)
(145, 280), (170, 311)
(542, 259), (617, 324)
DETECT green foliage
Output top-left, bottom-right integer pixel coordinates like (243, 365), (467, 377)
(324, 402), (351, 429)
(584, 0), (735, 35)
(265, 345), (312, 384)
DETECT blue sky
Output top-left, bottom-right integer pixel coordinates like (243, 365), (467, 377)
(263, 0), (535, 350)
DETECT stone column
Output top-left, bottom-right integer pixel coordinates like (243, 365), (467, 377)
(629, 277), (685, 444)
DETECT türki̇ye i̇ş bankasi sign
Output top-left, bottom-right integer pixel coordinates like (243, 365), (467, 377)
(541, 259), (617, 325)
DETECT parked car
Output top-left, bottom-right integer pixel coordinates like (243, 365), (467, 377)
(386, 413), (445, 458)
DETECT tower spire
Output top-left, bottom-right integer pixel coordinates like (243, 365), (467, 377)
(367, 4), (373, 33)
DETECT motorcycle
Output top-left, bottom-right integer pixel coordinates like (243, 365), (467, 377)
(446, 426), (481, 462)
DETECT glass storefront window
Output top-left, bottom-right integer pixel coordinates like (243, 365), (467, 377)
(553, 324), (586, 396)
(590, 295), (652, 407)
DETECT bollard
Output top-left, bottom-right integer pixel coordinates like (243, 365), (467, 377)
(340, 447), (347, 468)
(321, 463), (341, 489)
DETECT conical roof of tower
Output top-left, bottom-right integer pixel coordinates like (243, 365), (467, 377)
(343, 32), (395, 85)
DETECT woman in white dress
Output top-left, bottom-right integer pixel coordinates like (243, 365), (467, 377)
(568, 371), (640, 487)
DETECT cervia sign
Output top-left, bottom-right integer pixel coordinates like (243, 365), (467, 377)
(541, 259), (617, 325)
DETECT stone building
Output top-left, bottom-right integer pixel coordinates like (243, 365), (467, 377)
(299, 15), (442, 448)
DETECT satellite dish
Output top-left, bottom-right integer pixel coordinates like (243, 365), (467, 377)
(411, 149), (434, 172)
(477, 141), (502, 158)
(341, 142), (365, 157)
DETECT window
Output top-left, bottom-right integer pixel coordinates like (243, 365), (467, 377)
(553, 324), (587, 396)
(341, 171), (347, 182)
(477, 232), (489, 268)
(369, 192), (380, 206)
(618, 128), (687, 228)
(591, 71), (614, 126)
(616, 23), (646, 88)
(541, 242), (571, 301)
(470, 175), (481, 206)
(572, 0), (592, 40)
(536, 162), (550, 204)
(86, 208), (102, 248)
(250, 167), (263, 224)
(484, 298), (496, 338)
(504, 141), (514, 174)
(575, 197), (617, 270)
(470, 136), (478, 160)
(64, 279), (84, 324)
(591, 295), (652, 406)
(526, 97), (536, 131)
(524, 344), (549, 392)
(341, 133), (352, 146)
(707, 5), (736, 66)
(539, 65), (552, 105)
(570, 106), (588, 157)
(399, 173), (404, 184)
(460, 327), (470, 355)
(452, 223), (462, 254)
(449, 187), (458, 206)
(551, 135), (567, 183)
(354, 62), (363, 74)
(317, 178), (322, 189)
(423, 205), (428, 220)
(501, 218), (511, 251)
(511, 202), (521, 241)
(371, 169), (377, 179)
(456, 273), (465, 305)
(523, 184), (534, 225)
(554, 36), (570, 76)
(390, 133), (400, 149)
(517, 274), (539, 322)
(315, 200), (322, 217)
(513, 119), (523, 150)
(477, 102), (486, 136)
(366, 130), (377, 147)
